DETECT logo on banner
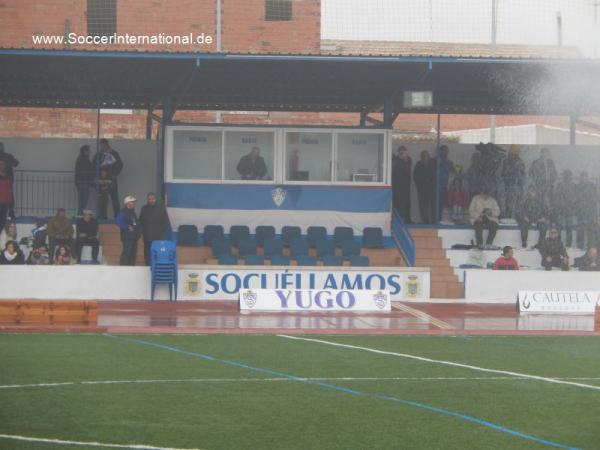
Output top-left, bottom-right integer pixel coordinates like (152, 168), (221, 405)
(185, 273), (201, 295)
(242, 289), (258, 308)
(372, 291), (388, 310)
(271, 187), (287, 207)
(405, 275), (421, 299)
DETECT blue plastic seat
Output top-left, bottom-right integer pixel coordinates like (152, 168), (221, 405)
(281, 226), (301, 245)
(203, 225), (224, 246)
(244, 255), (265, 265)
(211, 238), (232, 257)
(237, 237), (257, 256)
(255, 226), (275, 245)
(218, 254), (238, 265)
(289, 238), (309, 257)
(295, 255), (317, 266)
(334, 227), (354, 246)
(341, 240), (361, 257)
(362, 227), (384, 248)
(230, 225), (250, 245)
(322, 255), (344, 266)
(269, 255), (291, 266)
(349, 255), (370, 267)
(315, 239), (335, 257)
(150, 240), (178, 301)
(150, 240), (177, 265)
(307, 226), (327, 247)
(263, 237), (283, 257)
(177, 225), (199, 246)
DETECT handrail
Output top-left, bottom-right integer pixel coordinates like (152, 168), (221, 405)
(13, 170), (77, 217)
(391, 208), (416, 267)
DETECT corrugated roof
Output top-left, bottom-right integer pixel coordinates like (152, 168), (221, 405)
(321, 39), (584, 60)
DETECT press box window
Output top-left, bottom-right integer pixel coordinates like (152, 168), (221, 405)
(265, 0), (292, 21)
(335, 133), (384, 183)
(224, 131), (275, 181)
(87, 0), (117, 36)
(285, 132), (332, 182)
(172, 130), (222, 180)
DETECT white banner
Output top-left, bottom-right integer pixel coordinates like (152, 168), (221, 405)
(239, 289), (391, 312)
(179, 267), (429, 301)
(517, 291), (599, 314)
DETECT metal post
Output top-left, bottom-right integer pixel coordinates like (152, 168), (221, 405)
(215, 0), (222, 124)
(95, 108), (101, 218)
(146, 109), (153, 140)
(383, 98), (394, 128)
(435, 113), (441, 223)
(159, 98), (174, 200)
(489, 0), (497, 143)
(569, 115), (577, 145)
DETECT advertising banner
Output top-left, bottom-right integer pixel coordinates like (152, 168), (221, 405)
(239, 289), (391, 312)
(179, 267), (429, 301)
(517, 291), (599, 314)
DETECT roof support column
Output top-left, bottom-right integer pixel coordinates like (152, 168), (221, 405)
(383, 97), (394, 128)
(159, 97), (176, 200)
(569, 115), (577, 145)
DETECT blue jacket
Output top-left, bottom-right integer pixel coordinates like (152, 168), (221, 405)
(115, 207), (141, 241)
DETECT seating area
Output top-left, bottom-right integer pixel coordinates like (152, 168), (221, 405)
(171, 224), (388, 266)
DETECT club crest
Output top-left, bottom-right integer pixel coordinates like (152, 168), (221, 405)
(271, 187), (287, 207)
(372, 291), (388, 310)
(242, 290), (258, 308)
(186, 273), (201, 296)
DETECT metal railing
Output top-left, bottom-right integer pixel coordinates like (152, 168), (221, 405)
(13, 170), (78, 217)
(392, 208), (416, 267)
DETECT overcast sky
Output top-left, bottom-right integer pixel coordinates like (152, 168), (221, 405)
(322, 0), (600, 57)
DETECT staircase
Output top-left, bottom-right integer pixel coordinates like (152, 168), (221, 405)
(409, 228), (463, 298)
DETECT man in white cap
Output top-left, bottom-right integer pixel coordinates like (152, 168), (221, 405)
(115, 195), (140, 265)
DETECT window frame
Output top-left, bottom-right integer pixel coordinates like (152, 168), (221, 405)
(265, 0), (293, 21)
(86, 0), (117, 37)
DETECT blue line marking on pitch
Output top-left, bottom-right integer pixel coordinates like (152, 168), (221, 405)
(104, 334), (579, 450)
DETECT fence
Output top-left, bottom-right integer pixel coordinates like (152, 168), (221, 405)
(13, 170), (79, 217)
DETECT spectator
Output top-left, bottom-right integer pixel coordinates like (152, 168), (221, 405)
(75, 209), (99, 263)
(139, 192), (170, 265)
(466, 152), (484, 200)
(469, 189), (500, 249)
(237, 146), (267, 180)
(0, 159), (13, 232)
(31, 218), (48, 248)
(517, 186), (550, 249)
(94, 138), (123, 218)
(47, 208), (74, 262)
(552, 170), (578, 248)
(446, 178), (468, 223)
(538, 226), (569, 271)
(574, 246), (599, 271)
(74, 145), (95, 215)
(437, 145), (455, 219)
(500, 145), (526, 219)
(0, 142), (19, 219)
(115, 195), (141, 266)
(0, 221), (18, 250)
(413, 150), (437, 223)
(575, 171), (597, 250)
(391, 146), (412, 222)
(54, 245), (74, 265)
(0, 240), (25, 265)
(97, 169), (116, 219)
(528, 147), (557, 197)
(493, 246), (519, 270)
(27, 244), (50, 265)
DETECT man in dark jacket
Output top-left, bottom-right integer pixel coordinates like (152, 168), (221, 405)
(538, 226), (569, 271)
(115, 195), (141, 266)
(517, 186), (549, 248)
(139, 192), (170, 265)
(574, 246), (599, 271)
(0, 160), (12, 233)
(575, 171), (597, 249)
(75, 145), (95, 215)
(528, 147), (557, 196)
(413, 150), (437, 223)
(552, 170), (578, 247)
(437, 145), (455, 219)
(75, 209), (99, 263)
(0, 142), (19, 219)
(94, 138), (123, 218)
(392, 146), (412, 222)
(237, 146), (267, 180)
(500, 145), (526, 219)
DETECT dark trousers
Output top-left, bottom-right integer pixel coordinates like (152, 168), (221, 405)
(49, 238), (73, 262)
(99, 185), (120, 219)
(576, 216), (595, 249)
(0, 203), (8, 235)
(504, 184), (522, 219)
(473, 216), (498, 246)
(76, 237), (99, 262)
(438, 186), (447, 219)
(77, 185), (91, 215)
(417, 188), (436, 224)
(542, 255), (569, 271)
(8, 179), (15, 218)
(394, 186), (411, 222)
(120, 239), (138, 266)
(519, 219), (548, 248)
(556, 215), (575, 247)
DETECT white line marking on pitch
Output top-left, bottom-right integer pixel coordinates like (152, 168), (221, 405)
(1, 376), (599, 390)
(278, 335), (600, 392)
(392, 302), (454, 330)
(0, 433), (201, 450)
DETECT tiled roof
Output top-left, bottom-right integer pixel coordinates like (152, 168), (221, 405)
(321, 39), (584, 59)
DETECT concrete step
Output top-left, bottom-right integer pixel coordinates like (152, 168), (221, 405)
(415, 258), (451, 267)
(409, 228), (439, 238)
(415, 248), (446, 259)
(412, 237), (443, 249)
(431, 280), (463, 298)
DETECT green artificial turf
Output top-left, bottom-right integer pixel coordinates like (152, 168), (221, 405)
(0, 334), (599, 450)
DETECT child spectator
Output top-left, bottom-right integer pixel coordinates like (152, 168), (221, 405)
(446, 178), (468, 223)
(97, 169), (115, 220)
(0, 221), (18, 250)
(574, 247), (599, 271)
(47, 208), (74, 262)
(538, 226), (569, 271)
(492, 246), (519, 270)
(0, 240), (25, 265)
(27, 245), (50, 265)
(54, 245), (74, 265)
